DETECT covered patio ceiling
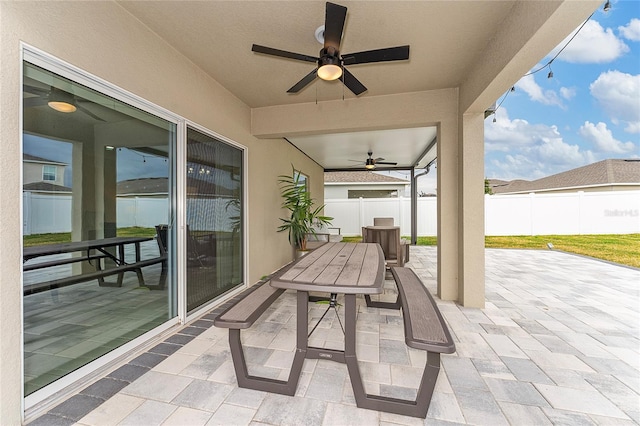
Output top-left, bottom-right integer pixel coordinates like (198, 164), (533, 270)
(116, 0), (523, 171)
(107, 2), (596, 171)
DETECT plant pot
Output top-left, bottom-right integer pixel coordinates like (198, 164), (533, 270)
(295, 249), (310, 259)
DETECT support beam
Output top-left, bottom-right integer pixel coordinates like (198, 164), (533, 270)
(458, 113), (485, 308)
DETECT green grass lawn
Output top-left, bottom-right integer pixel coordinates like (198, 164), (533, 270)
(24, 229), (639, 268)
(343, 234), (640, 268)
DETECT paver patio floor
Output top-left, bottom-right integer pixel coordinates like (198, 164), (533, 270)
(29, 247), (640, 425)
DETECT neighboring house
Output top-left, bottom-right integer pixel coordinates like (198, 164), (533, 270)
(489, 159), (640, 195)
(324, 171), (409, 199)
(23, 154), (68, 190)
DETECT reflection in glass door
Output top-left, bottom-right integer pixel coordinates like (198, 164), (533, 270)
(185, 127), (243, 312)
(22, 61), (176, 396)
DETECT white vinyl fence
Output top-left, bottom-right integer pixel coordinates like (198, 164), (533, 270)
(324, 190), (640, 236)
(23, 190), (640, 236)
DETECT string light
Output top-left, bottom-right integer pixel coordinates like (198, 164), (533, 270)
(490, 3), (608, 122)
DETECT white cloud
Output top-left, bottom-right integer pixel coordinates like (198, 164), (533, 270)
(560, 87), (576, 100)
(550, 20), (629, 63)
(619, 18), (640, 41)
(485, 108), (596, 180)
(578, 121), (638, 154)
(590, 70), (640, 133)
(515, 74), (564, 107)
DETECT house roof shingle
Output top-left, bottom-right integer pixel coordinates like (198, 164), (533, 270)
(324, 171), (409, 184)
(490, 159), (640, 194)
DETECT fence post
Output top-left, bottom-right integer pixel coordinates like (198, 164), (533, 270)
(529, 192), (535, 236)
(23, 191), (31, 236)
(359, 197), (365, 232)
(578, 191), (583, 235)
(398, 196), (404, 234)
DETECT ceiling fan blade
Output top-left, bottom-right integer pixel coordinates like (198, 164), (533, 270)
(323, 2), (347, 51)
(376, 161), (398, 165)
(341, 68), (367, 96)
(77, 104), (106, 121)
(252, 44), (317, 63)
(342, 45), (410, 65)
(23, 97), (47, 108)
(287, 69), (318, 93)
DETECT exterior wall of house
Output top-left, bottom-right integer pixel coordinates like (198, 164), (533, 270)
(325, 183), (408, 199)
(23, 161), (66, 186)
(0, 2), (322, 422)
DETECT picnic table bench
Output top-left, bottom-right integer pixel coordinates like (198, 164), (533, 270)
(23, 236), (166, 295)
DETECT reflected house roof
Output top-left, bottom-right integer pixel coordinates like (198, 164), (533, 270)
(23, 153), (67, 166)
(490, 159), (640, 194)
(117, 177), (235, 197)
(23, 182), (71, 193)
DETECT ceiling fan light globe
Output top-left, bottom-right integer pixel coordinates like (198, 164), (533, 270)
(365, 158), (376, 169)
(47, 101), (77, 113)
(317, 64), (342, 81)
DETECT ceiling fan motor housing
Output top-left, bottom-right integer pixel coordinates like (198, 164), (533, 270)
(318, 47), (341, 67)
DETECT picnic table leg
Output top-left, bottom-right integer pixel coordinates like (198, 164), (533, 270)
(227, 290), (306, 396)
(344, 294), (368, 402)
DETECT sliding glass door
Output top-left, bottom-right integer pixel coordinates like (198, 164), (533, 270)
(185, 127), (243, 313)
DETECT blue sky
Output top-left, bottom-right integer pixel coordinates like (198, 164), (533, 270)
(485, 0), (639, 181)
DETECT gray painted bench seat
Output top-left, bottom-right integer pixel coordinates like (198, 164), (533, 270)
(355, 266), (455, 418)
(213, 281), (302, 394)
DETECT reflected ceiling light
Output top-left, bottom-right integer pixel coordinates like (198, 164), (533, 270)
(47, 88), (77, 113)
(317, 47), (343, 81)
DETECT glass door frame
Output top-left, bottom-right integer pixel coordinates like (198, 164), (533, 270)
(182, 120), (248, 323)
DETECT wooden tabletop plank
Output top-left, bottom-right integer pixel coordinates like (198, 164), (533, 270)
(314, 243), (357, 285)
(271, 242), (384, 294)
(335, 243), (367, 287)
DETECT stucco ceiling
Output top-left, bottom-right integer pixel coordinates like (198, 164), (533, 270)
(114, 1), (589, 171)
(119, 1), (517, 109)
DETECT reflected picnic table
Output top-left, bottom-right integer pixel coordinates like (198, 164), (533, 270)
(23, 236), (164, 295)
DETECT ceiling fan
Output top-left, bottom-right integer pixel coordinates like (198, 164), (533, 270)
(23, 84), (106, 121)
(351, 151), (398, 169)
(251, 2), (410, 96)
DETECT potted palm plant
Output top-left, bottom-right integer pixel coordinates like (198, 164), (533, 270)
(278, 166), (332, 257)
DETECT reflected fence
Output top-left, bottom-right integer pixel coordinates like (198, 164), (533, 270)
(23, 190), (640, 237)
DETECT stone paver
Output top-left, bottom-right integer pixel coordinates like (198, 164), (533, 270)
(26, 247), (639, 425)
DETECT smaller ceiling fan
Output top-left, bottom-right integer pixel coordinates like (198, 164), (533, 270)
(23, 85), (106, 121)
(351, 151), (398, 169)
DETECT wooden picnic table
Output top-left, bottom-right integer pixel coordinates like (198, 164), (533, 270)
(267, 242), (386, 396)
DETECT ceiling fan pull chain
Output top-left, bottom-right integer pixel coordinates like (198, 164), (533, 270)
(342, 67), (345, 101)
